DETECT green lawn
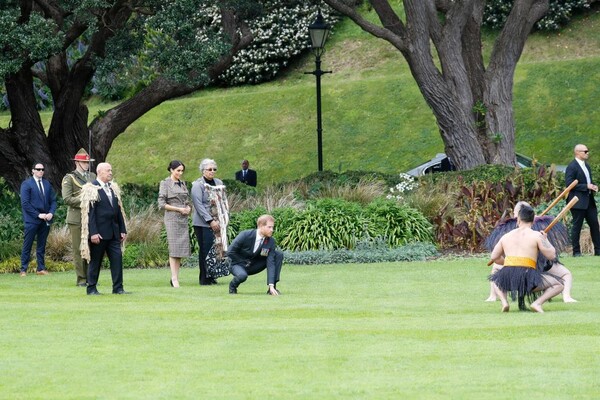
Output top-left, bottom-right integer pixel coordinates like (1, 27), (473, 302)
(1, 258), (599, 399)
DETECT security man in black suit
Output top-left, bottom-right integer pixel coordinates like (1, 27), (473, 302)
(86, 163), (129, 295)
(565, 143), (600, 256)
(234, 159), (257, 187)
(227, 214), (283, 295)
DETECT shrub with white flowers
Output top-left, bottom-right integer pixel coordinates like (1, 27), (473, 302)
(483, 0), (591, 31)
(386, 173), (419, 201)
(218, 1), (340, 86)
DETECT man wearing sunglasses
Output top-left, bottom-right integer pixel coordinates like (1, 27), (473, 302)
(19, 163), (57, 276)
(565, 144), (600, 256)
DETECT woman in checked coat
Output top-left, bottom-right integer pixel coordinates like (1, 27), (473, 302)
(158, 160), (192, 288)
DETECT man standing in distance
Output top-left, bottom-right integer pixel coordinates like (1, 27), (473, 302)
(81, 163), (129, 295)
(565, 144), (600, 256)
(62, 149), (96, 286)
(234, 159), (257, 187)
(227, 214), (283, 295)
(19, 163), (57, 276)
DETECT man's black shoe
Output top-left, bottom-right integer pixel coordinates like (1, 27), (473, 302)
(87, 290), (102, 295)
(573, 252), (582, 257)
(229, 284), (237, 294)
(113, 289), (131, 295)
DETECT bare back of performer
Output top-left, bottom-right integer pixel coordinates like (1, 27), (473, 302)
(490, 206), (564, 313)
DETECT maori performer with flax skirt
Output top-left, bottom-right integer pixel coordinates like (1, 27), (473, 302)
(489, 204), (564, 313)
(484, 185), (578, 303)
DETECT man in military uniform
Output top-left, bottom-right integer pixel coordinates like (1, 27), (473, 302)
(61, 148), (95, 286)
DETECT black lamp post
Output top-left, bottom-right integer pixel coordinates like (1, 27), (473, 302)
(306, 10), (331, 172)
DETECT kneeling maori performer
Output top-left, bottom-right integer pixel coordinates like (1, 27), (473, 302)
(489, 204), (563, 313)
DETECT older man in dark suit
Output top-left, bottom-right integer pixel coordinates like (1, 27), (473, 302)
(565, 143), (600, 256)
(227, 214), (283, 295)
(19, 163), (57, 276)
(82, 162), (129, 295)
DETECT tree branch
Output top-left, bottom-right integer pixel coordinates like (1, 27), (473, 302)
(323, 0), (407, 51)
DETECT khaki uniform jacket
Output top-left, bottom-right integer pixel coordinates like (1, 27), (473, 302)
(61, 170), (96, 225)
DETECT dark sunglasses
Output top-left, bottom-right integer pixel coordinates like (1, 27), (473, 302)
(205, 168), (217, 172)
(579, 150), (589, 154)
(34, 168), (45, 171)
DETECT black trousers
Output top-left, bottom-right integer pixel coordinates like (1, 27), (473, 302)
(570, 202), (600, 254)
(87, 238), (124, 294)
(230, 250), (284, 289)
(193, 226), (214, 284)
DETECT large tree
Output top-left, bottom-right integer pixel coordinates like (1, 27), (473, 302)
(323, 0), (553, 171)
(0, 0), (258, 191)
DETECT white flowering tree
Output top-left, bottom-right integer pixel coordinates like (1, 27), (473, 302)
(219, 2), (339, 85)
(322, 0), (556, 171)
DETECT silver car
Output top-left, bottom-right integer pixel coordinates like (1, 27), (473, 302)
(406, 153), (566, 177)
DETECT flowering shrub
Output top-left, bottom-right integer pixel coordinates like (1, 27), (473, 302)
(218, 1), (340, 85)
(483, 0), (591, 31)
(386, 173), (419, 201)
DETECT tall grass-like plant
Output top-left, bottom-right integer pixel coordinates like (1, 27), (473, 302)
(124, 205), (168, 268)
(228, 183), (304, 213)
(126, 205), (163, 243)
(317, 178), (387, 205)
(45, 225), (72, 262)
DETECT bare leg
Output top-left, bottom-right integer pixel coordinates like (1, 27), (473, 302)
(169, 256), (181, 288)
(492, 283), (509, 312)
(486, 264), (502, 302)
(547, 262), (576, 302)
(530, 276), (564, 313)
(485, 283), (497, 302)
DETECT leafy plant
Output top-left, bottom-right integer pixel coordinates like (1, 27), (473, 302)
(280, 198), (365, 251)
(365, 199), (434, 247)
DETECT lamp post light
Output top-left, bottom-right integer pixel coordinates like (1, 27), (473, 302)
(306, 10), (331, 172)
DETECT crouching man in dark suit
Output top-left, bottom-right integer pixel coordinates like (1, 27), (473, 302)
(80, 162), (129, 295)
(228, 214), (283, 295)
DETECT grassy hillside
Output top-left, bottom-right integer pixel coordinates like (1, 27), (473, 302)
(2, 6), (599, 185)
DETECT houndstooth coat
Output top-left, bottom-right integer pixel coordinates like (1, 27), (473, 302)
(158, 178), (191, 258)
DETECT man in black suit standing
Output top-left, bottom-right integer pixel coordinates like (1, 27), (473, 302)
(19, 163), (57, 276)
(227, 214), (283, 295)
(82, 162), (129, 295)
(565, 143), (600, 256)
(234, 159), (257, 187)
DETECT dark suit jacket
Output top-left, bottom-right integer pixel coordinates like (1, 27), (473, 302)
(235, 169), (257, 187)
(88, 180), (126, 240)
(20, 177), (57, 225)
(565, 159), (595, 210)
(227, 229), (277, 267)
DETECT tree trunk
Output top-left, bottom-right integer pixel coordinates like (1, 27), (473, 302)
(0, 65), (53, 191)
(323, 0), (550, 171)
